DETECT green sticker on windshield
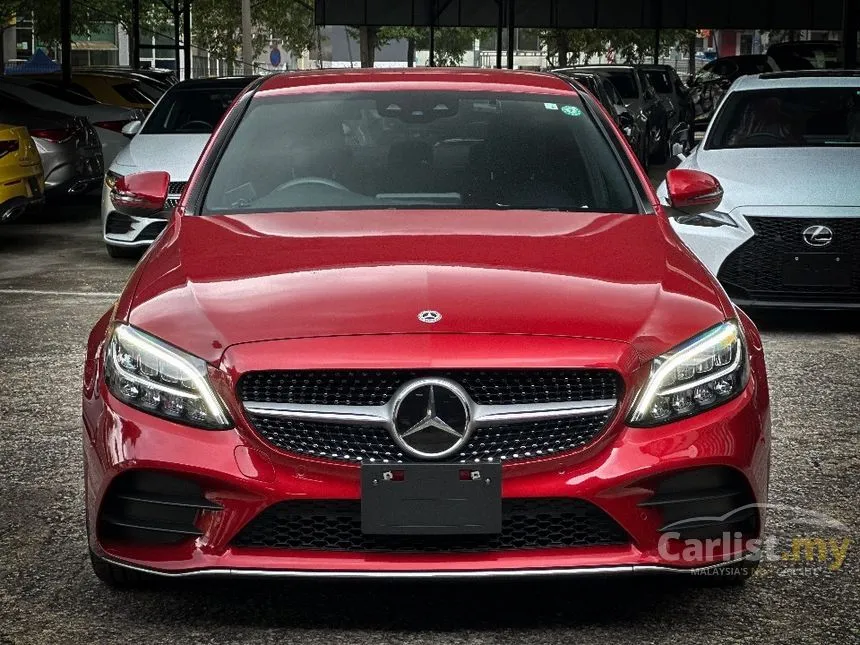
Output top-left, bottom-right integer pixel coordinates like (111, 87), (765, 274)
(561, 105), (582, 117)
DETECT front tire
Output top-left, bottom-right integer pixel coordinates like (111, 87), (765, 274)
(649, 129), (670, 165)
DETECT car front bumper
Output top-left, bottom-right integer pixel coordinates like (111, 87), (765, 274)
(84, 332), (771, 578)
(672, 206), (860, 309)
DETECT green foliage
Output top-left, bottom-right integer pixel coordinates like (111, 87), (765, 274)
(542, 28), (697, 67)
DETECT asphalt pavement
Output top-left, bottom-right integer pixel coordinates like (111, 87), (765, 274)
(0, 194), (858, 645)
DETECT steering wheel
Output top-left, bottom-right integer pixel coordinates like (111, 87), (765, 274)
(176, 120), (212, 132)
(273, 177), (349, 192)
(740, 131), (786, 143)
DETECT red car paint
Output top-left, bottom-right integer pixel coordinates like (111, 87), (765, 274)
(83, 69), (770, 578)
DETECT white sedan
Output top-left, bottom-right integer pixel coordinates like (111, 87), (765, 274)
(101, 77), (253, 258)
(658, 70), (860, 309)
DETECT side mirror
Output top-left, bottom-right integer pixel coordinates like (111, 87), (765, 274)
(121, 120), (142, 137)
(665, 169), (723, 215)
(109, 171), (169, 217)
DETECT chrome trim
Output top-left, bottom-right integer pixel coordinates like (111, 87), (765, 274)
(242, 402), (390, 426)
(472, 400), (617, 426)
(243, 396), (617, 428)
(97, 554), (756, 580)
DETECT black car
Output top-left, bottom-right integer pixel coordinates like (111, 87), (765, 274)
(553, 68), (649, 167)
(688, 55), (776, 126)
(574, 64), (671, 164)
(637, 64), (694, 151)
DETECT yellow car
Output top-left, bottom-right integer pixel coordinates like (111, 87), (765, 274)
(21, 73), (155, 111)
(0, 124), (45, 223)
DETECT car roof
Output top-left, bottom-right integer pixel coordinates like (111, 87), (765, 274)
(574, 64), (635, 72)
(169, 76), (258, 90)
(730, 69), (860, 91)
(257, 69), (577, 95)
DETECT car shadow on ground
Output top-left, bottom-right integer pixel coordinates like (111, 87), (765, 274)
(91, 575), (742, 631)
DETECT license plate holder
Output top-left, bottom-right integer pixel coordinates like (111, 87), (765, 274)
(782, 253), (851, 287)
(361, 462), (501, 535)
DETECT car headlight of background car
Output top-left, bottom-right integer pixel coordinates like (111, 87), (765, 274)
(628, 321), (749, 427)
(104, 324), (232, 429)
(671, 210), (737, 227)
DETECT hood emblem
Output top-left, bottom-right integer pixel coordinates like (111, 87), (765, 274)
(389, 379), (472, 459)
(417, 310), (442, 324)
(802, 225), (833, 247)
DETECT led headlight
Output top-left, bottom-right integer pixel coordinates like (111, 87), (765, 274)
(628, 321), (749, 427)
(104, 324), (232, 429)
(671, 210), (737, 227)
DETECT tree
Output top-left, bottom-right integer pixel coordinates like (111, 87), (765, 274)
(349, 26), (491, 68)
(541, 28), (697, 67)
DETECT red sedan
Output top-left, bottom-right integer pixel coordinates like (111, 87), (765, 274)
(83, 69), (770, 587)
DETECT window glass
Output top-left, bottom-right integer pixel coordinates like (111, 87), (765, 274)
(707, 88), (860, 149)
(602, 71), (638, 99)
(142, 85), (243, 133)
(203, 91), (639, 215)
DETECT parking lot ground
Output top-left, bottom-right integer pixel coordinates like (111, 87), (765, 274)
(1, 196), (859, 645)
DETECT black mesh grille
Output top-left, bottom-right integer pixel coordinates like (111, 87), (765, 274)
(105, 212), (133, 235)
(718, 216), (860, 303)
(138, 220), (167, 241)
(231, 498), (629, 552)
(238, 370), (620, 406)
(248, 412), (614, 463)
(168, 181), (186, 195)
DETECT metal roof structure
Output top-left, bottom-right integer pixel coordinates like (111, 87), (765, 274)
(315, 0), (858, 29)
(57, 0), (859, 83)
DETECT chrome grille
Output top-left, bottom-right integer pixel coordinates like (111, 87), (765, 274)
(240, 370), (620, 464)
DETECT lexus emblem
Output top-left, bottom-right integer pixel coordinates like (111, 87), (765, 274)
(388, 378), (472, 459)
(802, 225), (834, 247)
(417, 310), (442, 324)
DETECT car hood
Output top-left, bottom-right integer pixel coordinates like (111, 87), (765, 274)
(128, 210), (729, 364)
(114, 133), (210, 179)
(684, 147), (859, 209)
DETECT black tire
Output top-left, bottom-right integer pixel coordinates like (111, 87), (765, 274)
(89, 549), (153, 589)
(105, 244), (142, 260)
(649, 129), (670, 165)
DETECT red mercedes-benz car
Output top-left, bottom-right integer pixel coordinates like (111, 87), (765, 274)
(83, 69), (771, 587)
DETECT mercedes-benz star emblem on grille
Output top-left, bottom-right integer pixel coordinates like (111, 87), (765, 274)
(417, 310), (442, 323)
(389, 378), (472, 459)
(802, 224), (834, 247)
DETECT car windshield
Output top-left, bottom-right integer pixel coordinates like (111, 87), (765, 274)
(601, 71), (638, 100)
(707, 87), (860, 149)
(202, 91), (639, 215)
(141, 86), (242, 134)
(644, 70), (673, 94)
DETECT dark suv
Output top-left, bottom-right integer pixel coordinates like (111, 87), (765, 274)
(574, 64), (671, 164)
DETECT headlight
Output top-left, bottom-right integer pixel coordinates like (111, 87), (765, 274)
(671, 210), (737, 227)
(628, 321), (749, 427)
(104, 170), (122, 190)
(104, 324), (232, 429)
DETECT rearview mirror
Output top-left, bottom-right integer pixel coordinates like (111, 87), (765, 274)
(110, 171), (169, 217)
(665, 169), (723, 215)
(121, 120), (142, 137)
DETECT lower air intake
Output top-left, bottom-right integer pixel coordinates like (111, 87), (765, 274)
(231, 498), (629, 553)
(98, 471), (220, 545)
